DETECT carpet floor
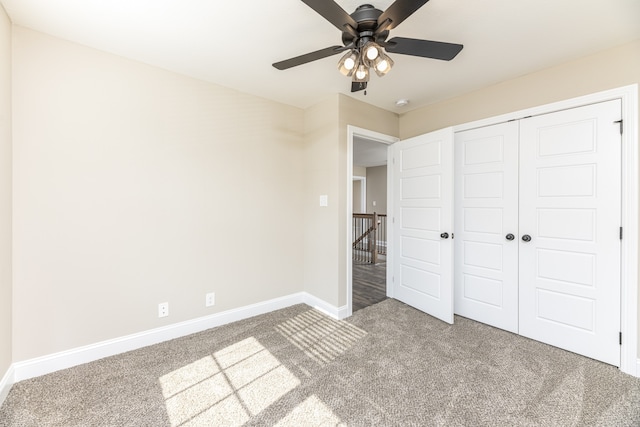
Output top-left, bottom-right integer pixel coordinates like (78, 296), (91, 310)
(1, 299), (640, 426)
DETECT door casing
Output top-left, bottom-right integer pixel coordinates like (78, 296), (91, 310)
(346, 126), (399, 319)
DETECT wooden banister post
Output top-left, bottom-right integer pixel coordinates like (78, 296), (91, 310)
(372, 212), (378, 264)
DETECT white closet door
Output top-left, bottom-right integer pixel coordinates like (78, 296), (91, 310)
(392, 128), (454, 324)
(454, 122), (519, 333)
(519, 100), (622, 366)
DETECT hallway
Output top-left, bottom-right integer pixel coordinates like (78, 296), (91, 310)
(352, 260), (387, 312)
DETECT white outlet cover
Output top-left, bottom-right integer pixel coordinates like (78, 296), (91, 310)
(158, 302), (169, 318)
(319, 195), (328, 207)
(206, 292), (215, 307)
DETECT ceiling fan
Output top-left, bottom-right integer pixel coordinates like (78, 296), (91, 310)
(272, 0), (463, 93)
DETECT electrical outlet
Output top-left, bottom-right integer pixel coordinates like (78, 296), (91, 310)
(206, 292), (215, 307)
(158, 302), (169, 318)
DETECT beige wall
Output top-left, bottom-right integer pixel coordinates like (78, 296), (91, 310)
(352, 179), (363, 213)
(400, 39), (640, 357)
(365, 165), (387, 215)
(302, 95), (398, 308)
(400, 40), (640, 138)
(353, 166), (366, 177)
(0, 6), (11, 379)
(12, 27), (305, 361)
(302, 96), (341, 306)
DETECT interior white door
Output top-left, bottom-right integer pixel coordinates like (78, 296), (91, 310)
(518, 99), (622, 366)
(392, 128), (454, 323)
(454, 122), (519, 333)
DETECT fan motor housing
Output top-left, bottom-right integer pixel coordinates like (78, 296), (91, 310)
(342, 4), (388, 46)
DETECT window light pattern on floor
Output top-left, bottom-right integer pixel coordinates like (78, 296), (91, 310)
(159, 337), (300, 426)
(275, 309), (368, 365)
(273, 395), (346, 427)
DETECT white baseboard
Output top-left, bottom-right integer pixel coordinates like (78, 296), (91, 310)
(636, 358), (640, 378)
(337, 305), (351, 320)
(13, 291), (341, 382)
(301, 293), (345, 319)
(0, 364), (14, 408)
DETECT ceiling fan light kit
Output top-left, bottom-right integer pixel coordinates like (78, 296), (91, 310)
(338, 38), (392, 85)
(273, 0), (464, 93)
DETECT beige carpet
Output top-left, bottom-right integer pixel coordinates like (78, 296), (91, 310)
(1, 299), (640, 426)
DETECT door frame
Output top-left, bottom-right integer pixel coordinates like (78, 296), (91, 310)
(352, 176), (366, 213)
(346, 126), (399, 318)
(447, 84), (637, 376)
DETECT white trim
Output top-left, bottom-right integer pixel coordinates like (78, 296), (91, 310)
(352, 175), (366, 213)
(619, 84), (639, 377)
(337, 305), (350, 320)
(0, 364), (14, 407)
(12, 292), (340, 382)
(386, 146), (395, 299)
(347, 126), (399, 319)
(451, 84), (638, 377)
(454, 85), (637, 134)
(302, 292), (343, 319)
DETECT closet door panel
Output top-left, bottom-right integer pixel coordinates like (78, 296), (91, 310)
(454, 122), (519, 332)
(518, 99), (621, 366)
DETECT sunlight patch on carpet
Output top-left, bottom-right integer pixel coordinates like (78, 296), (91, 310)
(159, 337), (300, 426)
(274, 395), (346, 426)
(275, 309), (367, 365)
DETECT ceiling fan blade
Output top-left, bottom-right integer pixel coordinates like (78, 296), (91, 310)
(301, 0), (358, 32)
(351, 81), (367, 93)
(273, 45), (348, 70)
(385, 37), (463, 60)
(377, 0), (430, 30)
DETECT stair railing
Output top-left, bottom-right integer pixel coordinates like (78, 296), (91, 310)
(352, 212), (386, 264)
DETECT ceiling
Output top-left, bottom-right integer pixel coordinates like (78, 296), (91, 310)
(353, 136), (388, 168)
(2, 0), (639, 113)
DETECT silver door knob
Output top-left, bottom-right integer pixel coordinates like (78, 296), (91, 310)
(522, 234), (532, 242)
(506, 233), (515, 241)
(440, 232), (449, 239)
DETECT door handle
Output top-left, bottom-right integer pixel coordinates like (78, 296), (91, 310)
(522, 234), (532, 242)
(440, 232), (449, 239)
(506, 233), (515, 241)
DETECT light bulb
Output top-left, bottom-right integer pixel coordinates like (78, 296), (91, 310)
(373, 54), (394, 77)
(376, 59), (389, 72)
(353, 64), (369, 82)
(344, 57), (355, 70)
(337, 50), (359, 76)
(366, 44), (379, 61)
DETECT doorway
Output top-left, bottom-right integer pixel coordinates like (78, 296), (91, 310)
(347, 127), (398, 315)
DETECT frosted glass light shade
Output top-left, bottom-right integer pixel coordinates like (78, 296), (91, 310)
(373, 54), (394, 77)
(337, 50), (359, 76)
(353, 64), (369, 82)
(365, 43), (379, 60)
